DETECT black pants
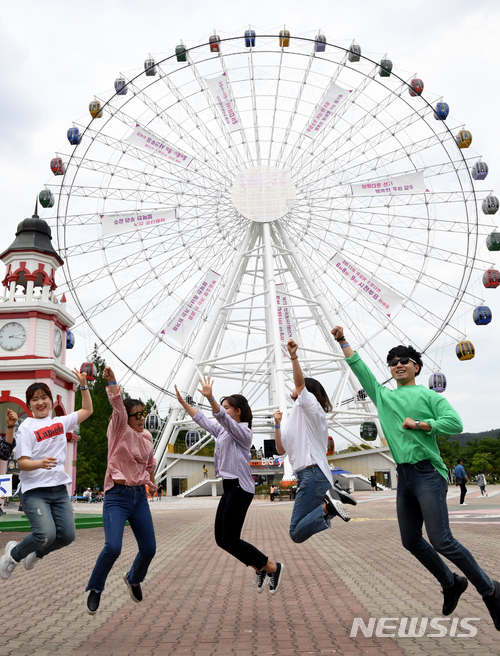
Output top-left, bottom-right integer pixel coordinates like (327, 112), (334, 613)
(458, 482), (467, 504)
(215, 479), (268, 569)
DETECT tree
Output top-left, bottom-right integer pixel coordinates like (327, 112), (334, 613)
(75, 346), (113, 491)
(470, 452), (494, 476)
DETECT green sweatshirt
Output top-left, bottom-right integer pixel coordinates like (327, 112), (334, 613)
(346, 352), (463, 480)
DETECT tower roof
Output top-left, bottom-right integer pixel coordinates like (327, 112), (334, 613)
(0, 209), (64, 266)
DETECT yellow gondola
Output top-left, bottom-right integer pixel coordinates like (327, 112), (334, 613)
(456, 341), (475, 361)
(89, 101), (102, 119)
(456, 130), (472, 148)
(279, 30), (290, 47)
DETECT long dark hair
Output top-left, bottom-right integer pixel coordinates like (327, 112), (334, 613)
(220, 394), (253, 428)
(304, 378), (332, 413)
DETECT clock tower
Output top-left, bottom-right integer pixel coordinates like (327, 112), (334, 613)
(0, 208), (79, 491)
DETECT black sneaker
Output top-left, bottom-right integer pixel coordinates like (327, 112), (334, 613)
(442, 573), (468, 615)
(86, 590), (101, 615)
(483, 580), (500, 631)
(123, 573), (143, 603)
(323, 490), (350, 522)
(255, 569), (268, 594)
(268, 563), (284, 596)
(330, 487), (357, 506)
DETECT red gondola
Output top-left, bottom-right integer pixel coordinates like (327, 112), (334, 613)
(80, 363), (97, 381)
(209, 34), (220, 53)
(327, 436), (335, 455)
(51, 158), (66, 176)
(483, 269), (500, 288)
(409, 78), (424, 96)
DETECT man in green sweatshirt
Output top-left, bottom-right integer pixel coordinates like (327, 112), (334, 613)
(330, 326), (500, 631)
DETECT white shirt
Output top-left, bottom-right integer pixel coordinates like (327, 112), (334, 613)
(16, 412), (79, 492)
(281, 387), (333, 486)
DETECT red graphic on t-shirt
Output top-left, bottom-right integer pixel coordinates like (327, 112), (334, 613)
(34, 422), (65, 442)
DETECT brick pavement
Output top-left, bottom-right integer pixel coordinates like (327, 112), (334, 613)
(1, 492), (499, 656)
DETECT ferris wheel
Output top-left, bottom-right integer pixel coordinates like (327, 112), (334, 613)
(42, 30), (496, 476)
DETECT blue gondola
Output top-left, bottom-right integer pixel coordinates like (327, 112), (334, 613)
(434, 102), (449, 120)
(429, 373), (447, 393)
(473, 306), (492, 325)
(144, 58), (156, 76)
(471, 161), (488, 180)
(114, 77), (128, 95)
(244, 29), (256, 47)
(67, 127), (81, 145)
(66, 330), (75, 349)
(315, 34), (326, 52)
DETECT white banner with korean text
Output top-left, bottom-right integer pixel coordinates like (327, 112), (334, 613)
(124, 124), (193, 168)
(350, 171), (429, 196)
(162, 270), (222, 345)
(101, 209), (176, 237)
(205, 73), (242, 132)
(276, 284), (296, 353)
(330, 252), (404, 318)
(304, 82), (352, 138)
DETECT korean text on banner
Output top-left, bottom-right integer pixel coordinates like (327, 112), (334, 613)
(276, 285), (295, 350)
(305, 82), (352, 138)
(162, 271), (222, 345)
(0, 475), (13, 497)
(350, 171), (429, 196)
(205, 74), (242, 132)
(330, 253), (404, 317)
(101, 209), (176, 237)
(124, 124), (193, 168)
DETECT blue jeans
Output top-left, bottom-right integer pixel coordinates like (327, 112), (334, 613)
(12, 485), (76, 562)
(86, 484), (156, 593)
(397, 461), (494, 595)
(289, 466), (331, 543)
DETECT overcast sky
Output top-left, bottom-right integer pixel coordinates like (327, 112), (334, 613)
(1, 1), (499, 437)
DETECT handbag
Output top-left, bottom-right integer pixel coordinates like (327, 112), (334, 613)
(455, 477), (465, 485)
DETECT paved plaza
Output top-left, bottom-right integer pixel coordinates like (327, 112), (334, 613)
(1, 487), (499, 656)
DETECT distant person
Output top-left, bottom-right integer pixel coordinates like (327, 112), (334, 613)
(157, 484), (163, 501)
(270, 485), (276, 502)
(370, 475), (377, 492)
(0, 409), (17, 517)
(203, 464), (208, 479)
(332, 324), (500, 630)
(454, 459), (469, 506)
(83, 488), (92, 503)
(477, 472), (488, 497)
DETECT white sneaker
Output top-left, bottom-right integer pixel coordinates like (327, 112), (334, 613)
(23, 551), (40, 571)
(0, 541), (19, 580)
(460, 503), (468, 506)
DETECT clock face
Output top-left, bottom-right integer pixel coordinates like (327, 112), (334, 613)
(54, 329), (63, 357)
(0, 322), (26, 351)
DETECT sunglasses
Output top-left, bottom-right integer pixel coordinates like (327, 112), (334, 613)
(128, 411), (147, 420)
(387, 357), (417, 368)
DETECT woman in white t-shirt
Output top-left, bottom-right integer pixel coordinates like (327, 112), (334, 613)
(0, 374), (92, 580)
(274, 339), (356, 543)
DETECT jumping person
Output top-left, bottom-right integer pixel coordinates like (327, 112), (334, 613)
(85, 366), (157, 615)
(175, 378), (284, 595)
(273, 339), (356, 544)
(454, 458), (469, 506)
(331, 325), (500, 630)
(0, 374), (93, 580)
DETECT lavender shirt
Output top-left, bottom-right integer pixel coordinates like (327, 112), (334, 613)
(193, 406), (255, 494)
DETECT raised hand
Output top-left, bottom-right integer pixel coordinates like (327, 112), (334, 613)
(197, 376), (214, 399)
(273, 410), (283, 425)
(287, 339), (298, 357)
(6, 408), (18, 427)
(174, 385), (188, 405)
(73, 368), (88, 388)
(331, 326), (344, 340)
(102, 366), (116, 383)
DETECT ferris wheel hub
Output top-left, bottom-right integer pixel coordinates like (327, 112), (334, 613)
(231, 165), (296, 223)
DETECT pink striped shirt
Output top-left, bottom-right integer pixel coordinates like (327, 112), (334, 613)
(103, 387), (156, 493)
